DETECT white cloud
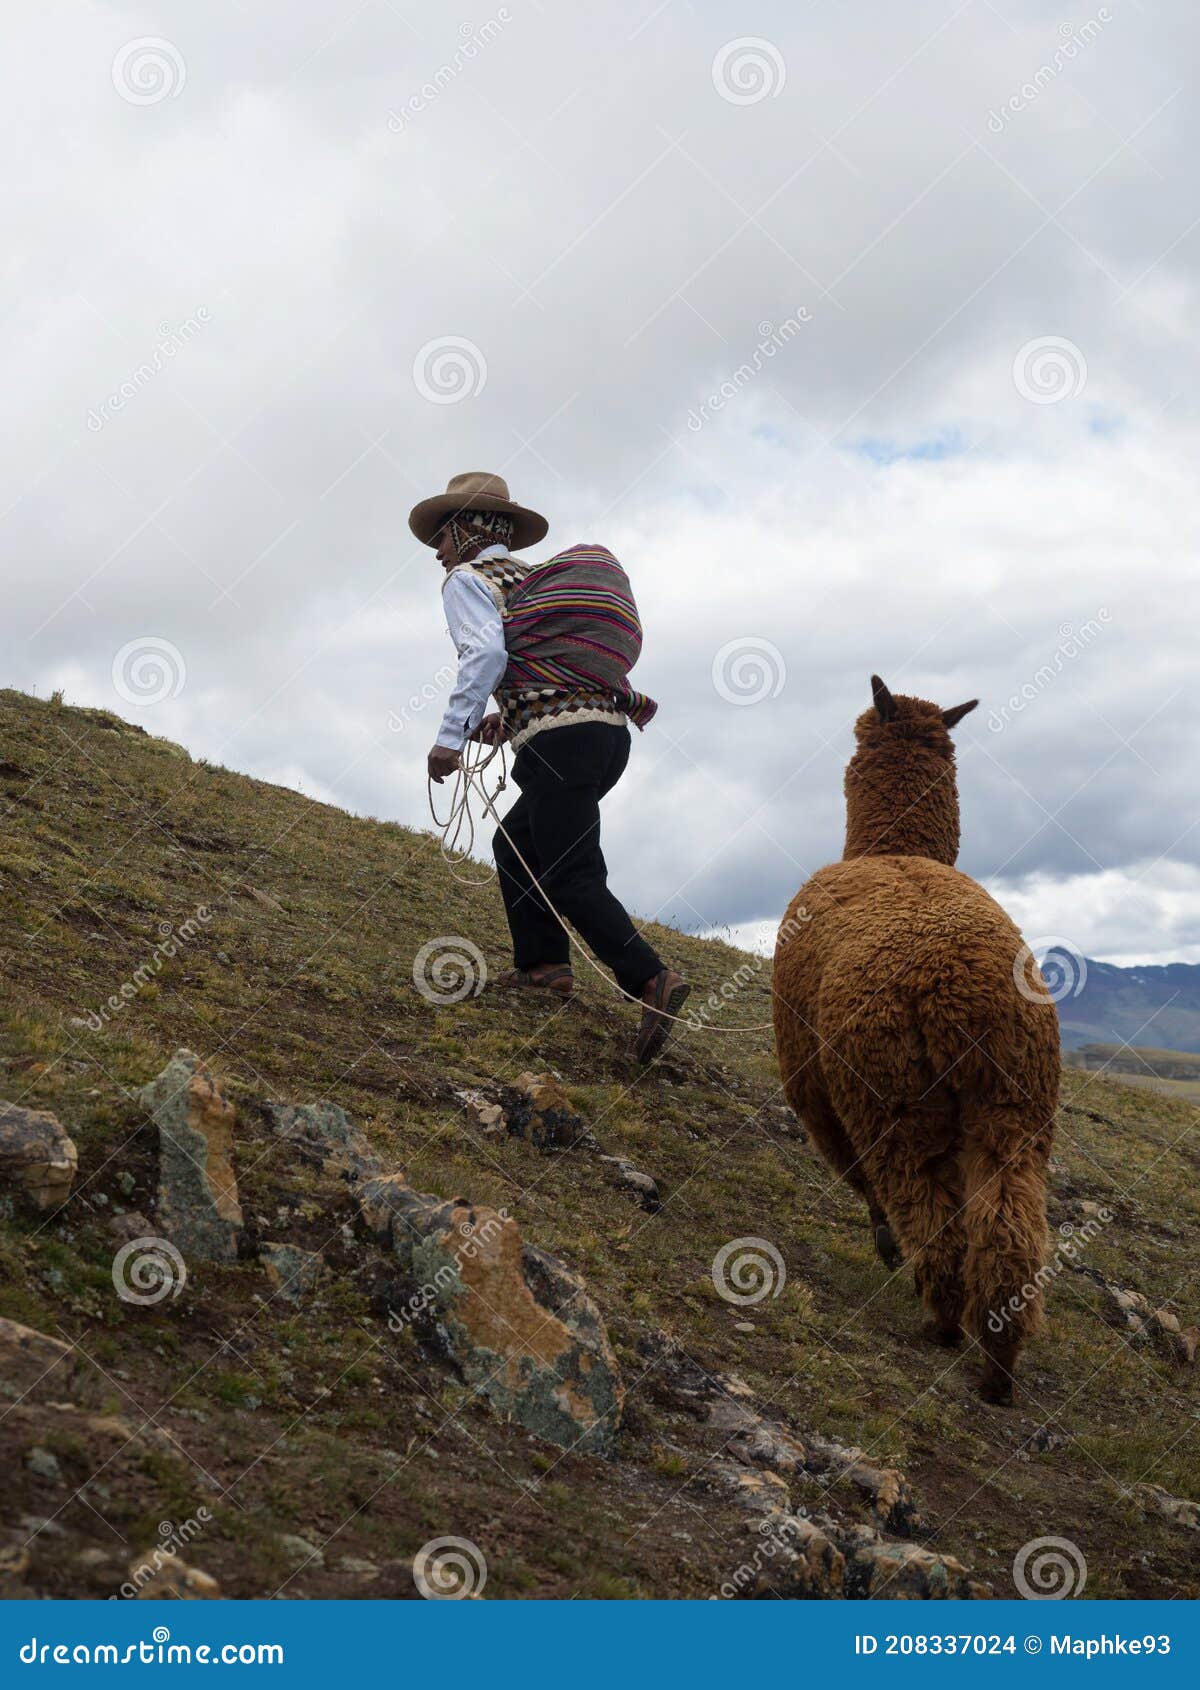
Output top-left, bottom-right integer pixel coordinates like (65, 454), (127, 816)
(3, 0), (1198, 965)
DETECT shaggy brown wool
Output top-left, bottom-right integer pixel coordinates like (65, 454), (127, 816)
(773, 677), (1060, 1403)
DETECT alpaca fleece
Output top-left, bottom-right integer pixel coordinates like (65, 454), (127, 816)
(773, 680), (1060, 1403)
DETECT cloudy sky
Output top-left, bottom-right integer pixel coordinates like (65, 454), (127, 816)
(4, 0), (1198, 964)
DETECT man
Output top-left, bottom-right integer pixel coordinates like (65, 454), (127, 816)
(411, 471), (688, 1062)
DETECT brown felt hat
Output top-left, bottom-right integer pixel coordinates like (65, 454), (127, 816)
(408, 471), (548, 551)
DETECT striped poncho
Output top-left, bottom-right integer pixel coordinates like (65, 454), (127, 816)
(500, 544), (657, 732)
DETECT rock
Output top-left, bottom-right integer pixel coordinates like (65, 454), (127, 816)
(139, 1051), (242, 1262)
(734, 1321), (755, 1334)
(1175, 1325), (1200, 1365)
(501, 1072), (598, 1151)
(332, 1554), (379, 1578)
(712, 1459), (792, 1516)
(746, 1515), (846, 1599)
(0, 1102), (77, 1210)
(1138, 1483), (1200, 1530)
(25, 1446), (62, 1482)
(265, 1101), (383, 1185)
(0, 1544), (31, 1580)
(106, 1210), (154, 1245)
(358, 1174), (623, 1452)
(276, 1533), (325, 1571)
(116, 1171), (136, 1198)
(599, 1154), (660, 1212)
(131, 1557), (221, 1599)
(260, 1243), (325, 1304)
(0, 1317), (77, 1403)
(844, 1539), (989, 1600)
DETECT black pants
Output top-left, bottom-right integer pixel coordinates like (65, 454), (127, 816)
(493, 722), (663, 999)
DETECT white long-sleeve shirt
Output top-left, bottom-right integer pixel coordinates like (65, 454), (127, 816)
(434, 548), (509, 750)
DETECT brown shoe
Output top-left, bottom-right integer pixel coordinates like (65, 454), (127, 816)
(496, 965), (576, 999)
(635, 969), (690, 1063)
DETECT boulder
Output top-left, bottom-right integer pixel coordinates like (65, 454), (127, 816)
(746, 1515), (846, 1599)
(359, 1175), (623, 1452)
(265, 1101), (384, 1184)
(1138, 1483), (1200, 1530)
(599, 1155), (660, 1212)
(0, 1102), (77, 1210)
(0, 1316), (77, 1404)
(139, 1051), (242, 1262)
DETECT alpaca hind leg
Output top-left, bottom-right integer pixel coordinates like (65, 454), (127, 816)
(960, 1119), (1051, 1405)
(862, 1125), (966, 1343)
(795, 1090), (900, 1268)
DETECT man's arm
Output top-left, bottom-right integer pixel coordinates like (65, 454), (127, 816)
(428, 571), (507, 780)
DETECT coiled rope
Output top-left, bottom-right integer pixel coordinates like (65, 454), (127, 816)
(428, 739), (776, 1034)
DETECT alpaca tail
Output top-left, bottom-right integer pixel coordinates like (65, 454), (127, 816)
(960, 1110), (1051, 1403)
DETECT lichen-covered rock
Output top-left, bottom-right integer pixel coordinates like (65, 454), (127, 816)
(0, 1316), (77, 1403)
(0, 1102), (77, 1211)
(501, 1072), (598, 1151)
(358, 1174), (623, 1452)
(265, 1101), (384, 1184)
(747, 1515), (846, 1599)
(844, 1540), (989, 1600)
(139, 1051), (242, 1262)
(260, 1243), (325, 1304)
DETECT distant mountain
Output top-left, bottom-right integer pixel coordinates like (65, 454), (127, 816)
(1042, 949), (1200, 1053)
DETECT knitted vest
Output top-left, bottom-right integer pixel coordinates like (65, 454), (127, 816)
(448, 553), (626, 750)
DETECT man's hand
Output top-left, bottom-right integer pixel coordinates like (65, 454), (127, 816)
(427, 744), (462, 784)
(469, 712), (505, 746)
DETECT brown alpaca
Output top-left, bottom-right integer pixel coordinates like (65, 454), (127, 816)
(773, 676), (1060, 1403)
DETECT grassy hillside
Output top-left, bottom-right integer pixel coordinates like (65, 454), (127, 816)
(0, 686), (1197, 1600)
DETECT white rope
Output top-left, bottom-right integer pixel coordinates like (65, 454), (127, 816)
(427, 742), (775, 1035)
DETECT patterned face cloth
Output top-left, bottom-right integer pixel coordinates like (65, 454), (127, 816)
(449, 508), (515, 551)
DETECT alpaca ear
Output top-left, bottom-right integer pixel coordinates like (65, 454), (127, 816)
(941, 698), (978, 729)
(870, 675), (898, 723)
